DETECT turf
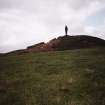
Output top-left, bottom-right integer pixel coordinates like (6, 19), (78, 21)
(0, 47), (105, 105)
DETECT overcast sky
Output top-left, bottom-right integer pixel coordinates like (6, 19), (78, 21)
(0, 0), (105, 53)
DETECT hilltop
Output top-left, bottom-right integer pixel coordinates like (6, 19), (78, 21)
(1, 34), (105, 105)
(8, 35), (105, 54)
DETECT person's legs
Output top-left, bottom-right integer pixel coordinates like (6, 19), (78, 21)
(65, 29), (68, 35)
(65, 30), (67, 35)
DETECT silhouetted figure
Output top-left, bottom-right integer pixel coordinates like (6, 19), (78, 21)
(65, 25), (68, 36)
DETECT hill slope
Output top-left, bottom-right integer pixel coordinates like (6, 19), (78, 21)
(0, 47), (105, 105)
(8, 35), (105, 54)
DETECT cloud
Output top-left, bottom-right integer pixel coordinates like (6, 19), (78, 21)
(0, 0), (105, 53)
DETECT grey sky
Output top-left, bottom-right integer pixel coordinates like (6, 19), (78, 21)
(0, 0), (105, 53)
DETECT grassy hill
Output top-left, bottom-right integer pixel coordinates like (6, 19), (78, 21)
(0, 47), (105, 105)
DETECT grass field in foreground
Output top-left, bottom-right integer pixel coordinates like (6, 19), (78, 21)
(0, 47), (105, 105)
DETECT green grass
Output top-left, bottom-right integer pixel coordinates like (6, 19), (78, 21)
(0, 47), (105, 105)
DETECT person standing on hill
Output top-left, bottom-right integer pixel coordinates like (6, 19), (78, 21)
(65, 25), (68, 36)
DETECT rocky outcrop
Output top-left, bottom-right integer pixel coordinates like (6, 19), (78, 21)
(7, 35), (105, 54)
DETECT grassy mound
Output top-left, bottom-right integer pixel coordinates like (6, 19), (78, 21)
(0, 47), (105, 105)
